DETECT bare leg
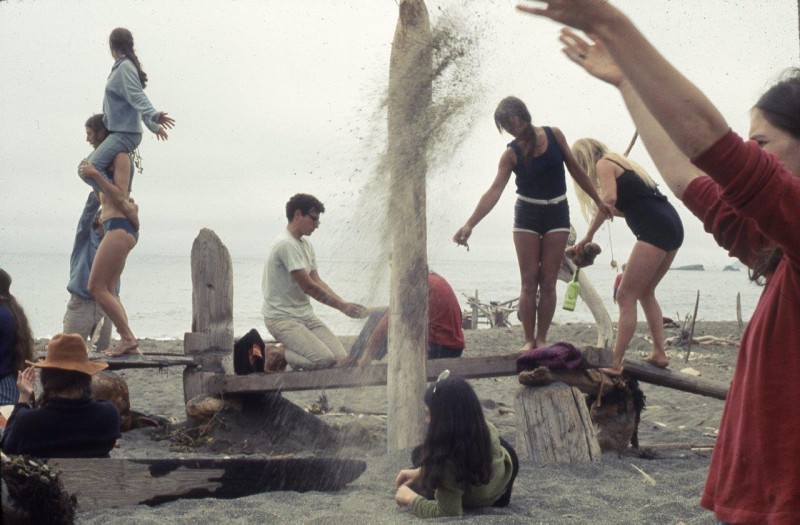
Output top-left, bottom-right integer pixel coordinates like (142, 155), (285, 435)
(603, 241), (671, 375)
(88, 229), (139, 356)
(640, 249), (678, 368)
(513, 231), (542, 351)
(535, 231), (570, 348)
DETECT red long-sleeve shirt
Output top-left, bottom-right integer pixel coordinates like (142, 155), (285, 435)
(684, 130), (800, 524)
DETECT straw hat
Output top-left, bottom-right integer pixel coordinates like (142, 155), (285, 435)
(26, 333), (108, 375)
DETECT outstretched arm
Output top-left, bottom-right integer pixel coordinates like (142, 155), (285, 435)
(453, 150), (514, 248)
(517, 1), (728, 158)
(557, 28), (702, 200)
(292, 269), (366, 318)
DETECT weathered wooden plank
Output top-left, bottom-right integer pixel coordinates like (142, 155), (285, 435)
(621, 359), (729, 400)
(49, 457), (367, 509)
(95, 355), (197, 370)
(207, 349), (613, 394)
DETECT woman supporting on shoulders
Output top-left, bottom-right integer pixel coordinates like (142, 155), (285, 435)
(453, 97), (612, 350)
(81, 27), (174, 194)
(394, 375), (520, 518)
(81, 114), (140, 356)
(0, 269), (34, 405)
(571, 138), (682, 374)
(0, 333), (120, 458)
(519, 2), (800, 521)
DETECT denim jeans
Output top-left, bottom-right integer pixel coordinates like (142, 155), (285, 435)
(84, 131), (141, 192)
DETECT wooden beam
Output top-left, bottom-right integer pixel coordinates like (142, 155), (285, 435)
(49, 457), (367, 509)
(207, 349), (612, 395)
(622, 359), (728, 400)
(95, 355), (197, 370)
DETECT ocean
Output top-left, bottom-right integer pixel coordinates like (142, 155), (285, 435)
(1, 251), (762, 340)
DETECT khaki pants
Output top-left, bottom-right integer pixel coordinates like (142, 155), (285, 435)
(63, 293), (106, 348)
(264, 315), (346, 370)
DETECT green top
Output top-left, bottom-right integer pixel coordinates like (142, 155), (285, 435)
(410, 422), (514, 519)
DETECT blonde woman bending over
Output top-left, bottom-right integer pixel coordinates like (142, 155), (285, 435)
(571, 138), (682, 374)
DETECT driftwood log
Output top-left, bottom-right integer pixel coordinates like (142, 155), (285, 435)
(515, 383), (601, 464)
(49, 457), (367, 509)
(386, 0), (432, 452)
(558, 257), (613, 349)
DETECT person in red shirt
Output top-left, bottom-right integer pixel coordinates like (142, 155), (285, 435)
(355, 272), (465, 367)
(518, 2), (800, 522)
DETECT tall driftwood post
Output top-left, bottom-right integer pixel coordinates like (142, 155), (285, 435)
(558, 258), (613, 349)
(386, 0), (432, 452)
(183, 228), (234, 403)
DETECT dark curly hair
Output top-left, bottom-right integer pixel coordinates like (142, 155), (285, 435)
(418, 376), (493, 493)
(285, 193), (325, 222)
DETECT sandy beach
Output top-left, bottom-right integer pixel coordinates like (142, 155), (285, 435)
(61, 320), (741, 524)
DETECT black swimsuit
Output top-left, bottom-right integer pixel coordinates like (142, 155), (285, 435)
(609, 159), (683, 252)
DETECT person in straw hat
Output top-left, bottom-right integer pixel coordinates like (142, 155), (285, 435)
(0, 333), (120, 458)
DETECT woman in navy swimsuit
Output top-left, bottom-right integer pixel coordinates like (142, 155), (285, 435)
(572, 138), (682, 374)
(454, 97), (612, 350)
(80, 115), (140, 357)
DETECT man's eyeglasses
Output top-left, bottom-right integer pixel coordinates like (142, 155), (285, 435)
(307, 212), (320, 224)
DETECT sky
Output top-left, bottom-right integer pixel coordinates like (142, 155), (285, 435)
(1, 0), (798, 270)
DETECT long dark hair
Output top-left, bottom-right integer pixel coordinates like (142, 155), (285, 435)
(0, 268), (34, 372)
(109, 27), (148, 88)
(38, 368), (93, 406)
(419, 376), (493, 492)
(749, 68), (800, 283)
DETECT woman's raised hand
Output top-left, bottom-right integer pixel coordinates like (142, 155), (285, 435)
(157, 112), (175, 129)
(16, 366), (36, 403)
(452, 225), (473, 250)
(516, 0), (618, 32)
(559, 28), (624, 87)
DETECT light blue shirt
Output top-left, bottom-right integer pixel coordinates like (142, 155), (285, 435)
(102, 56), (160, 134)
(66, 193), (103, 299)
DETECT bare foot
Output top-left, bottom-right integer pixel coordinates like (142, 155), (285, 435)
(104, 339), (140, 357)
(644, 355), (669, 369)
(519, 341), (535, 352)
(600, 367), (623, 377)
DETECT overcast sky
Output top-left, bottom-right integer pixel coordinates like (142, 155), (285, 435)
(1, 0), (798, 269)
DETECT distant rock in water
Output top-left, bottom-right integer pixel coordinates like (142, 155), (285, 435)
(723, 264), (740, 272)
(671, 264), (705, 271)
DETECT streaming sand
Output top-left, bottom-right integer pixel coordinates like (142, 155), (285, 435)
(68, 320), (741, 523)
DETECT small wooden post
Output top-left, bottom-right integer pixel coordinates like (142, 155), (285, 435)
(183, 228), (235, 404)
(471, 290), (479, 329)
(736, 292), (744, 331)
(684, 290), (700, 363)
(514, 383), (601, 464)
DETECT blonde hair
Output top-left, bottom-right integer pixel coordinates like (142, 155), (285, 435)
(571, 138), (657, 222)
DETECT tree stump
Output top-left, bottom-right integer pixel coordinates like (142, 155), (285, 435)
(514, 383), (601, 464)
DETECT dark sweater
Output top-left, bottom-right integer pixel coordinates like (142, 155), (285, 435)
(0, 396), (120, 458)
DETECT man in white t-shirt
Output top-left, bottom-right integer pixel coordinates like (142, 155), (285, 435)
(262, 194), (366, 370)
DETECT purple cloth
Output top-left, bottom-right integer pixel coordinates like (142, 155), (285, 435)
(516, 341), (583, 372)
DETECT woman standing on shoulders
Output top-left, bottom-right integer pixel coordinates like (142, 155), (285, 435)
(571, 138), (682, 374)
(518, 2), (800, 521)
(81, 27), (174, 193)
(0, 269), (34, 405)
(453, 97), (611, 350)
(81, 115), (140, 357)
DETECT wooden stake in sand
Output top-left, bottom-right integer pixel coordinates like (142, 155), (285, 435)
(386, 0), (433, 452)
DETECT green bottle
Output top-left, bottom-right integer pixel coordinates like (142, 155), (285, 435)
(563, 268), (580, 311)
